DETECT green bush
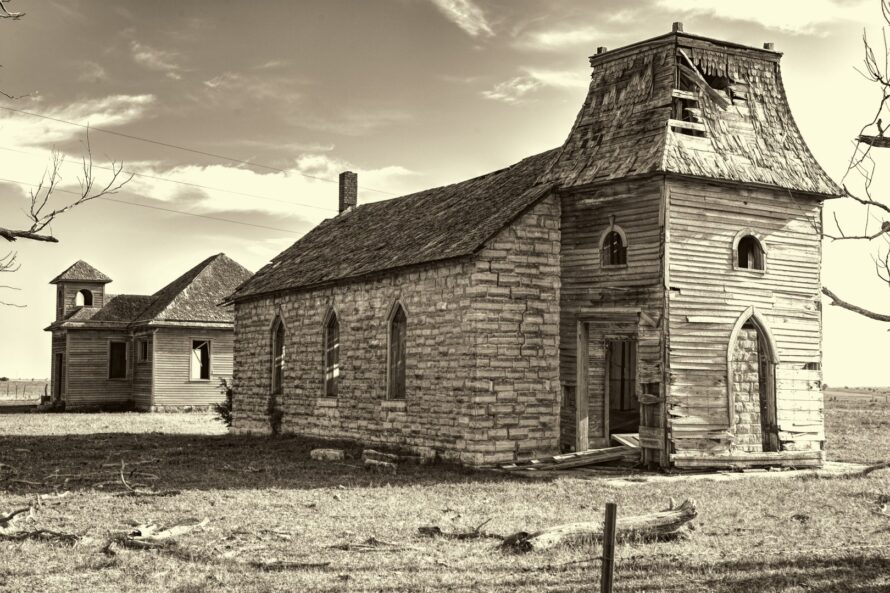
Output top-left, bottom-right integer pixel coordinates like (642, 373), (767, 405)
(214, 378), (233, 427)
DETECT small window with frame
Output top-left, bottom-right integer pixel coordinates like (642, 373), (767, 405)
(323, 310), (340, 397)
(190, 340), (211, 381)
(734, 231), (766, 272)
(600, 219), (628, 267)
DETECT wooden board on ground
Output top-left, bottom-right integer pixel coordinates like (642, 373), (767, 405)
(499, 446), (639, 472)
(611, 433), (640, 448)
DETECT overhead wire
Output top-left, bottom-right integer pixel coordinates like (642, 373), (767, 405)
(0, 145), (338, 213)
(0, 104), (399, 196)
(0, 177), (304, 235)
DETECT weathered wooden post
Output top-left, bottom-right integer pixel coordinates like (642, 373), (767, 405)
(601, 502), (617, 593)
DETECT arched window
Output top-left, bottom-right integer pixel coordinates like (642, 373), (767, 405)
(76, 289), (93, 307)
(599, 220), (627, 267)
(271, 317), (286, 394)
(737, 235), (764, 270)
(323, 310), (340, 397)
(388, 303), (407, 400)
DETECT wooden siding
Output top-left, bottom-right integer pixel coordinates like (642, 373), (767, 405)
(151, 328), (232, 407)
(64, 330), (133, 407)
(666, 178), (823, 456)
(559, 177), (667, 461)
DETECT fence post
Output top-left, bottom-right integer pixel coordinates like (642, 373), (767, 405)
(601, 502), (618, 593)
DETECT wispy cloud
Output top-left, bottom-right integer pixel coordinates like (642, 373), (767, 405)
(77, 61), (108, 84)
(482, 77), (540, 103)
(1, 95), (155, 149)
(130, 41), (183, 80)
(482, 68), (588, 103)
(292, 109), (413, 136)
(655, 0), (872, 34)
(428, 0), (494, 37)
(514, 25), (600, 51)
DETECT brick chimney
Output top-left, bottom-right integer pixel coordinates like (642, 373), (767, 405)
(339, 171), (357, 214)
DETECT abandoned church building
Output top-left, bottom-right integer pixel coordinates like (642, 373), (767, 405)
(227, 26), (840, 468)
(47, 254), (252, 411)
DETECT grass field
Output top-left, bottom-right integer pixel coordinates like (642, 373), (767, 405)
(0, 392), (888, 592)
(0, 380), (47, 402)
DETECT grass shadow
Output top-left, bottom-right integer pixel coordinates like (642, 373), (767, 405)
(0, 432), (545, 493)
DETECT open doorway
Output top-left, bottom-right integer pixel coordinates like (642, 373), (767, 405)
(606, 339), (639, 436)
(730, 320), (778, 452)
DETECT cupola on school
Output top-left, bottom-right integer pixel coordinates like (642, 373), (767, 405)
(226, 27), (841, 468)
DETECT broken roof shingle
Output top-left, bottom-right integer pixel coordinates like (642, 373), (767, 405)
(539, 32), (841, 196)
(229, 149), (559, 302)
(49, 260), (112, 284)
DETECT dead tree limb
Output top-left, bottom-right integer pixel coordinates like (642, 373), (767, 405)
(0, 0), (24, 19)
(861, 461), (890, 476)
(500, 499), (697, 553)
(822, 286), (890, 322)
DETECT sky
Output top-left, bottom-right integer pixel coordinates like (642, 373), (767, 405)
(0, 0), (888, 386)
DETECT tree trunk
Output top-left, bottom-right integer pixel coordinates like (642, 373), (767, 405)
(501, 499), (697, 553)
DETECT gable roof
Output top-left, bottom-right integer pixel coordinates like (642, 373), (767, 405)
(229, 149), (558, 302)
(134, 253), (253, 323)
(50, 260), (112, 284)
(538, 31), (841, 196)
(47, 254), (252, 331)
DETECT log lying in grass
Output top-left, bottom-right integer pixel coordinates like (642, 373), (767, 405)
(364, 459), (397, 474)
(501, 499), (697, 553)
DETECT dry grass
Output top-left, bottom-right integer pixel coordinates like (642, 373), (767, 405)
(0, 379), (47, 402)
(0, 394), (888, 592)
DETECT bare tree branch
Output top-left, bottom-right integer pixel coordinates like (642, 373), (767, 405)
(1, 132), (134, 245)
(0, 0), (24, 19)
(822, 286), (890, 322)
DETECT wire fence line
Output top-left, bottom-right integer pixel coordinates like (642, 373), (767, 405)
(536, 540), (890, 573)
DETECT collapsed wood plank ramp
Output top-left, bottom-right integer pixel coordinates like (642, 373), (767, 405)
(496, 445), (639, 472)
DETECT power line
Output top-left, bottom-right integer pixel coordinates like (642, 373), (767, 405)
(0, 104), (400, 196)
(0, 145), (338, 213)
(0, 177), (304, 235)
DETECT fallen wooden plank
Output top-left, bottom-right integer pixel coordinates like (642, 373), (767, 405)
(501, 499), (697, 553)
(611, 433), (640, 448)
(502, 446), (639, 472)
(672, 451), (823, 469)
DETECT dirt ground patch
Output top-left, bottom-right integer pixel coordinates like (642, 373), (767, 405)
(0, 396), (888, 592)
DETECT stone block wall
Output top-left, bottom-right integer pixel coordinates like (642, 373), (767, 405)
(731, 328), (763, 452)
(232, 195), (561, 465)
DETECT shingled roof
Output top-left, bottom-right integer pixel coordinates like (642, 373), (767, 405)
(134, 253), (253, 323)
(47, 254), (252, 330)
(539, 31), (841, 195)
(229, 149), (558, 301)
(230, 29), (840, 304)
(49, 260), (112, 284)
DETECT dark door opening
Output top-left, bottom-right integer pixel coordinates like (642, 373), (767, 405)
(54, 352), (64, 400)
(606, 339), (639, 435)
